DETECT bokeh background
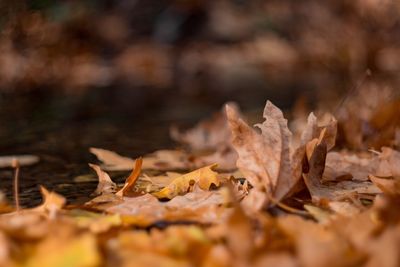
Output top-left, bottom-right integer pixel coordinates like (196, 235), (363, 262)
(0, 0), (399, 206)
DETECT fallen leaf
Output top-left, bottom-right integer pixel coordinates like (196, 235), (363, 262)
(364, 225), (400, 267)
(89, 147), (134, 171)
(152, 164), (220, 200)
(34, 186), (66, 215)
(73, 174), (97, 183)
(69, 210), (122, 233)
(170, 102), (240, 151)
(369, 175), (400, 195)
(90, 147), (191, 171)
(226, 101), (293, 211)
(279, 215), (363, 267)
(25, 233), (101, 267)
(0, 232), (12, 267)
(226, 102), (332, 211)
(224, 199), (254, 265)
(142, 149), (192, 170)
(253, 253), (298, 267)
(327, 201), (363, 217)
(192, 145), (238, 171)
(116, 158), (143, 197)
(89, 163), (117, 195)
(303, 135), (380, 205)
(375, 147), (400, 177)
(324, 151), (378, 182)
(103, 187), (230, 225)
(139, 171), (182, 192)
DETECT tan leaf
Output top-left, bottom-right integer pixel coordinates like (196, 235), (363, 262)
(376, 147), (400, 177)
(369, 175), (400, 195)
(279, 215), (363, 267)
(34, 186), (66, 214)
(90, 147), (191, 171)
(324, 151), (378, 182)
(224, 200), (254, 265)
(89, 147), (134, 171)
(88, 163), (117, 195)
(191, 146), (238, 171)
(365, 226), (400, 267)
(139, 172), (182, 192)
(104, 188), (229, 225)
(226, 101), (297, 210)
(303, 137), (380, 204)
(170, 102), (240, 151)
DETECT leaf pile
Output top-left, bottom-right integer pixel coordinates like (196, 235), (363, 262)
(1, 97), (400, 267)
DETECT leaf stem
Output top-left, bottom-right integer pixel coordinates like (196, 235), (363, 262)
(12, 158), (20, 211)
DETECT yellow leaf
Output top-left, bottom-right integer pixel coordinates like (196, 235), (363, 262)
(25, 234), (100, 267)
(69, 210), (122, 233)
(152, 164), (220, 199)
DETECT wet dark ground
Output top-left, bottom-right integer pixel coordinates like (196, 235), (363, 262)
(0, 87), (295, 207)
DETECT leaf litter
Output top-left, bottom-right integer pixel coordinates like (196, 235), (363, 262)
(1, 98), (400, 267)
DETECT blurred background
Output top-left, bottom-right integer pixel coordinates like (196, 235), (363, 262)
(0, 0), (399, 205)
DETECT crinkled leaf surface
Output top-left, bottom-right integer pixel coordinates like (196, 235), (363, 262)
(152, 164), (220, 199)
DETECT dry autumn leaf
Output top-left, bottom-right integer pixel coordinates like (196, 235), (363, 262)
(102, 187), (230, 225)
(89, 163), (117, 195)
(116, 157), (143, 197)
(90, 147), (191, 171)
(171, 102), (240, 151)
(25, 233), (101, 267)
(34, 186), (66, 214)
(303, 131), (380, 207)
(90, 147), (135, 170)
(226, 101), (335, 211)
(152, 164), (220, 199)
(2, 94), (400, 267)
(226, 101), (292, 211)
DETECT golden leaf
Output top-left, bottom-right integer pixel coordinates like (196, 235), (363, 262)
(152, 164), (220, 199)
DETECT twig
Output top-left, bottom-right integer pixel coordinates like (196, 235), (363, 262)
(269, 196), (309, 216)
(12, 158), (20, 211)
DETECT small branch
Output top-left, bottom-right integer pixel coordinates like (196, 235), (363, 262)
(269, 196), (309, 216)
(12, 158), (20, 211)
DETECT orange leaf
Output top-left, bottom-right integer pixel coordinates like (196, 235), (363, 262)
(116, 158), (143, 197)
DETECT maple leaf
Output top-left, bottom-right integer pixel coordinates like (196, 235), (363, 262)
(226, 101), (324, 211)
(152, 164), (220, 199)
